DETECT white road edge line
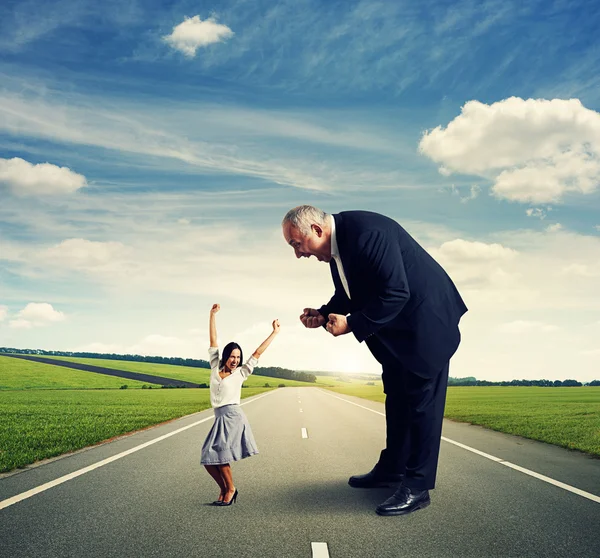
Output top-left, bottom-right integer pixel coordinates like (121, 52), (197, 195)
(319, 390), (600, 504)
(301, 427), (309, 439)
(0, 390), (276, 512)
(311, 542), (330, 557)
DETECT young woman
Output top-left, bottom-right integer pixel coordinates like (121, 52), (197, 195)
(201, 303), (280, 506)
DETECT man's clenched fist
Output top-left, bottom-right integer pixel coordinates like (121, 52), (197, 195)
(300, 308), (326, 328)
(326, 313), (351, 336)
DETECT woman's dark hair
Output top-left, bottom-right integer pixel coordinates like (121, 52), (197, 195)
(220, 342), (243, 369)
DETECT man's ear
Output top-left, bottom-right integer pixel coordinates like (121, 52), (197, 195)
(312, 224), (323, 237)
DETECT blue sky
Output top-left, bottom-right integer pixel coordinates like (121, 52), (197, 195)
(1, 0), (599, 381)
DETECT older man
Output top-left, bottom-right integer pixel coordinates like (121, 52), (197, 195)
(282, 205), (467, 516)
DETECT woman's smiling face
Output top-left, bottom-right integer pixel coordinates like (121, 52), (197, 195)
(225, 348), (241, 371)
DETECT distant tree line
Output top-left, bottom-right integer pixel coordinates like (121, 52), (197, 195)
(449, 376), (599, 387)
(0, 347), (211, 369)
(254, 366), (317, 383)
(0, 347), (317, 383)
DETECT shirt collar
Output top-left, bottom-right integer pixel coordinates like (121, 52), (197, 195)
(329, 214), (339, 259)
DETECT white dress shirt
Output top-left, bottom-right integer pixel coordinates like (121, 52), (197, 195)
(330, 215), (351, 299)
(208, 346), (258, 408)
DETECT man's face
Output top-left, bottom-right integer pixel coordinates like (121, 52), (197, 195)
(282, 222), (331, 262)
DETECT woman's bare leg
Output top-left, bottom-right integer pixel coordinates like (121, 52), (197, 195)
(218, 464), (236, 502)
(204, 465), (227, 501)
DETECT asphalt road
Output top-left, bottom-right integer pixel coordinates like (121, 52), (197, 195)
(1, 388), (599, 558)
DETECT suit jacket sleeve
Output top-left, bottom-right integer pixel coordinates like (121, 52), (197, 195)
(346, 230), (410, 342)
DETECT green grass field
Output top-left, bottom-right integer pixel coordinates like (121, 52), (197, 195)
(0, 387), (269, 473)
(0, 356), (153, 390)
(323, 384), (600, 456)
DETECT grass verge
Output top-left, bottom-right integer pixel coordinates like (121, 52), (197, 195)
(0, 387), (268, 473)
(323, 385), (600, 457)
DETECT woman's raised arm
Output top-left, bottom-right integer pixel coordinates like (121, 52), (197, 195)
(209, 304), (220, 348)
(252, 319), (280, 359)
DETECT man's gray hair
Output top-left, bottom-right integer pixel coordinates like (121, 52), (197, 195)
(282, 205), (329, 236)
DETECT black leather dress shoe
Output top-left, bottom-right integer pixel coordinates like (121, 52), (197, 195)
(348, 466), (404, 488)
(375, 486), (430, 516)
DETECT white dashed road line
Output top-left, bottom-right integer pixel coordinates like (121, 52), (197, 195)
(311, 542), (330, 557)
(319, 390), (600, 505)
(301, 428), (309, 439)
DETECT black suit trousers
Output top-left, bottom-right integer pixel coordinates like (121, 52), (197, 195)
(379, 361), (450, 490)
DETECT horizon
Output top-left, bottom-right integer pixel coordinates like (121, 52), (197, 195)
(1, 346), (596, 384)
(1, 0), (599, 383)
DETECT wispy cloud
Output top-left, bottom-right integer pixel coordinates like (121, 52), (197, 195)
(0, 86), (423, 192)
(122, 0), (530, 95)
(0, 0), (142, 52)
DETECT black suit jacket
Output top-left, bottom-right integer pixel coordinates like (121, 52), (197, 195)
(318, 211), (468, 380)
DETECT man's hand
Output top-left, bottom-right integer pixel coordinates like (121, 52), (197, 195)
(210, 304), (220, 314)
(300, 308), (326, 329)
(326, 313), (351, 337)
(272, 319), (281, 333)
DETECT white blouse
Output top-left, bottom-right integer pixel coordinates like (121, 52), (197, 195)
(208, 346), (259, 408)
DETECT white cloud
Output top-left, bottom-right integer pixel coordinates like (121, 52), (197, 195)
(163, 16), (234, 57)
(561, 263), (600, 277)
(435, 239), (517, 262)
(526, 207), (550, 219)
(9, 302), (66, 329)
(449, 184), (480, 203)
(428, 229), (600, 313)
(9, 319), (33, 329)
(0, 157), (87, 196)
(44, 239), (132, 272)
(419, 97), (600, 203)
(546, 223), (563, 232)
(0, 305), (8, 321)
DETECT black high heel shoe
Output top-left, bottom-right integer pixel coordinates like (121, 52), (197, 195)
(219, 489), (238, 506)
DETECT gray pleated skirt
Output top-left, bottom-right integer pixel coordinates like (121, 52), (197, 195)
(200, 404), (259, 465)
